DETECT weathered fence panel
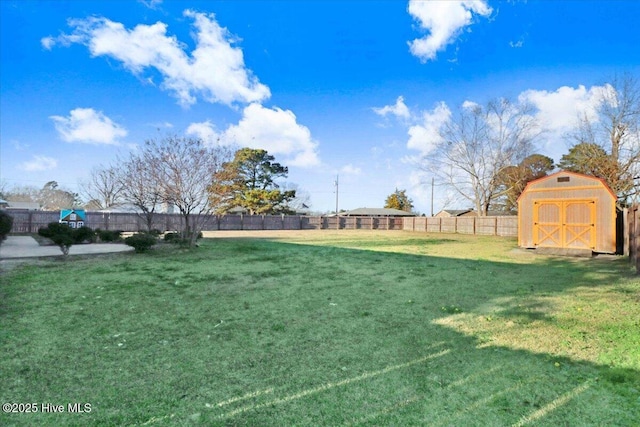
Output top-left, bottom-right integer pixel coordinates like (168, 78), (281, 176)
(7, 209), (517, 236)
(403, 215), (518, 237)
(629, 204), (640, 274)
(6, 210), (413, 233)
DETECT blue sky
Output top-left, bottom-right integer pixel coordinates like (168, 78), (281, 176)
(2, 0), (639, 214)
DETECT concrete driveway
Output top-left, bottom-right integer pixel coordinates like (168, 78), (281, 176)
(0, 236), (133, 259)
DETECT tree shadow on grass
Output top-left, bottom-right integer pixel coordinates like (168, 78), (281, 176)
(2, 237), (638, 426)
(202, 239), (640, 425)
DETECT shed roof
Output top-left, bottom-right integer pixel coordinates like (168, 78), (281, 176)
(341, 208), (416, 217)
(518, 171), (616, 201)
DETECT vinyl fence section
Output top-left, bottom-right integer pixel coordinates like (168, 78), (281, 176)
(403, 216), (518, 237)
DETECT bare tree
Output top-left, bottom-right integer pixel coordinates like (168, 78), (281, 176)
(39, 181), (80, 210)
(2, 185), (40, 203)
(420, 98), (539, 215)
(0, 180), (8, 199)
(80, 166), (125, 210)
(118, 154), (164, 232)
(140, 136), (231, 246)
(571, 73), (640, 205)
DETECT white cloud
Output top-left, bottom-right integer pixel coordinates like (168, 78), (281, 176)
(40, 36), (55, 50)
(19, 155), (58, 172)
(340, 164), (362, 176)
(138, 0), (162, 10)
(186, 120), (221, 146)
(48, 10), (270, 107)
(50, 108), (127, 145)
(220, 103), (320, 167)
(373, 96), (411, 120)
(408, 0), (492, 62)
(461, 100), (480, 110)
(407, 102), (451, 155)
(519, 85), (608, 134)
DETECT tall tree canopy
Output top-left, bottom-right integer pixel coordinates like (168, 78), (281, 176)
(420, 98), (539, 216)
(495, 154), (555, 213)
(210, 148), (296, 215)
(569, 73), (640, 206)
(384, 189), (414, 212)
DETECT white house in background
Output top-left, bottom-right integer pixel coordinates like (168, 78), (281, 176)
(4, 200), (42, 210)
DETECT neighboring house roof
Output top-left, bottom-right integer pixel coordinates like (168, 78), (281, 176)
(435, 209), (514, 217)
(435, 209), (474, 217)
(341, 208), (416, 217)
(5, 201), (41, 210)
(226, 206), (249, 215)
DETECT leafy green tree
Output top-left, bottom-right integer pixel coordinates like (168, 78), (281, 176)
(558, 142), (626, 202)
(384, 189), (414, 212)
(210, 148), (296, 215)
(496, 154), (554, 212)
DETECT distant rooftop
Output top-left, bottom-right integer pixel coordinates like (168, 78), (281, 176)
(341, 208), (416, 217)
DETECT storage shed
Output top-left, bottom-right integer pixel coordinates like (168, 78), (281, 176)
(518, 171), (616, 253)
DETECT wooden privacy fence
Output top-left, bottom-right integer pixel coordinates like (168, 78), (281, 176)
(628, 204), (640, 274)
(6, 210), (515, 236)
(6, 210), (405, 233)
(403, 216), (518, 237)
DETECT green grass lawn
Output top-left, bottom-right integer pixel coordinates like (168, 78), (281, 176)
(1, 231), (639, 426)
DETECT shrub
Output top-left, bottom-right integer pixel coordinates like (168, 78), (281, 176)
(0, 210), (13, 244)
(125, 233), (157, 253)
(73, 226), (95, 244)
(164, 231), (203, 246)
(38, 222), (75, 256)
(164, 232), (180, 242)
(96, 229), (122, 243)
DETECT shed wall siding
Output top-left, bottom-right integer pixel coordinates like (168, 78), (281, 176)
(518, 172), (616, 253)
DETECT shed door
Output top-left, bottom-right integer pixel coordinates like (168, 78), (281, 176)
(534, 200), (596, 250)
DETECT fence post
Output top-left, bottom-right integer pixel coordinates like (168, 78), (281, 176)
(630, 206), (636, 270)
(635, 206), (640, 274)
(623, 208), (629, 256)
(28, 211), (33, 233)
(636, 208), (640, 274)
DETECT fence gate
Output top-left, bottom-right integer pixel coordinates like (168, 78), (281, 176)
(534, 199), (596, 250)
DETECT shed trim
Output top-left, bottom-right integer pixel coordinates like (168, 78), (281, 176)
(523, 185), (609, 194)
(517, 171), (617, 202)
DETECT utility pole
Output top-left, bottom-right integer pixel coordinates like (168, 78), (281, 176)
(431, 177), (434, 217)
(334, 175), (339, 215)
